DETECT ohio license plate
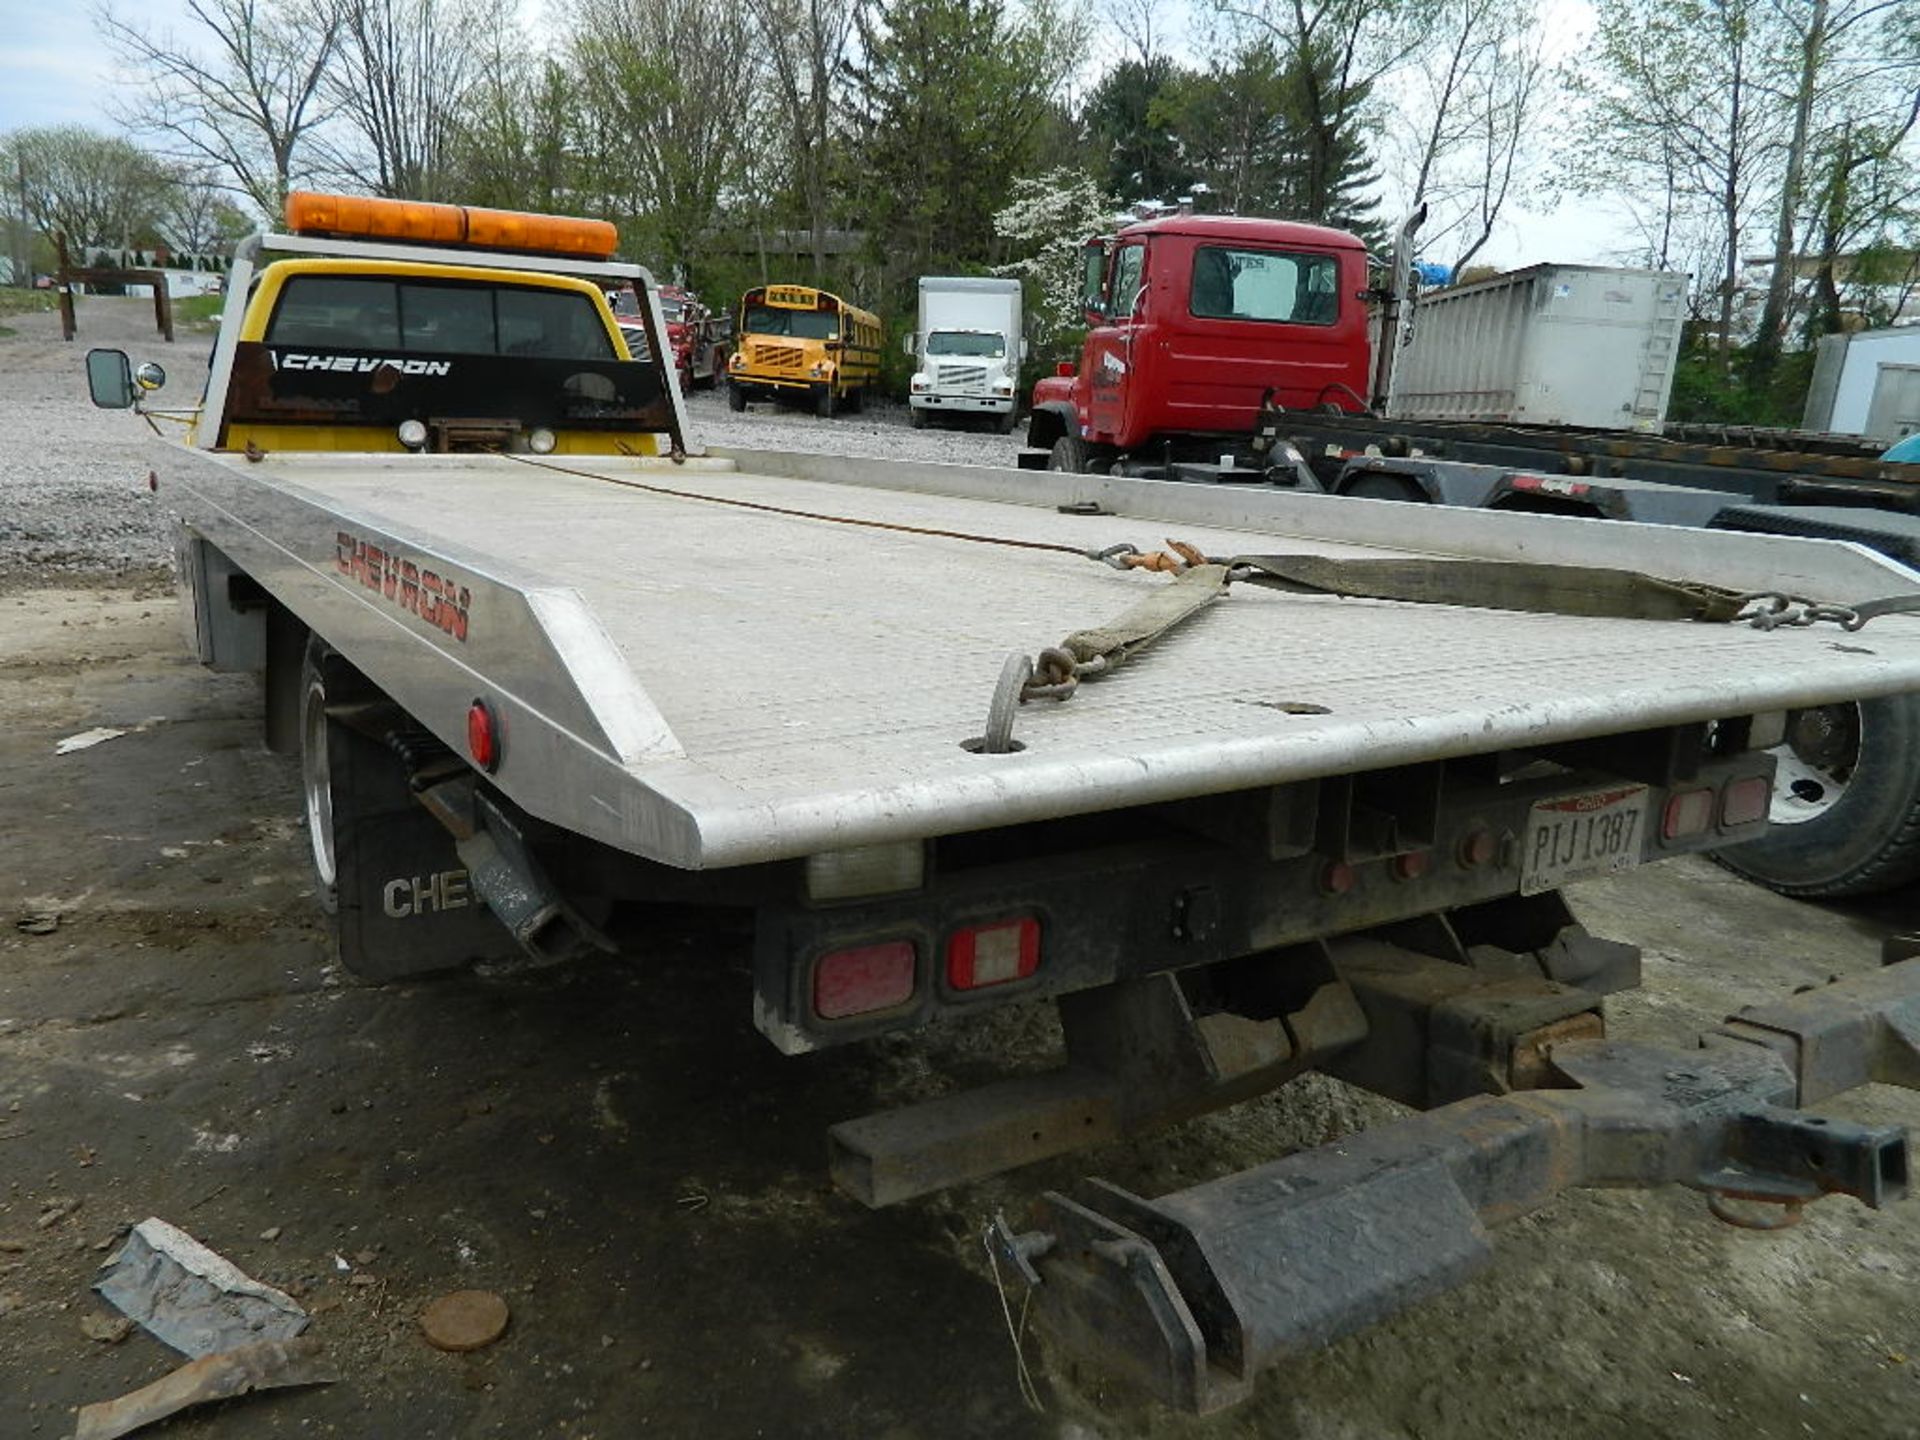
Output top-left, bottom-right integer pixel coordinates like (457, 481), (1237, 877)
(1521, 785), (1650, 895)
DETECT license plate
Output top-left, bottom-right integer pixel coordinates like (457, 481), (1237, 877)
(1521, 785), (1650, 895)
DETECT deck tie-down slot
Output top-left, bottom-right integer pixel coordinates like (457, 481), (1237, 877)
(989, 958), (1920, 1414)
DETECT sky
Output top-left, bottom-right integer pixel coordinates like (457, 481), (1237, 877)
(0, 0), (1646, 273)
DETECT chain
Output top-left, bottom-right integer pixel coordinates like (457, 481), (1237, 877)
(1736, 592), (1867, 632)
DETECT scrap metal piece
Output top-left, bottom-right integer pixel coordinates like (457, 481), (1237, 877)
(95, 1217), (308, 1358)
(73, 1337), (336, 1440)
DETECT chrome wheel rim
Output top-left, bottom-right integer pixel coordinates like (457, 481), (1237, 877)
(1767, 703), (1859, 827)
(301, 676), (337, 889)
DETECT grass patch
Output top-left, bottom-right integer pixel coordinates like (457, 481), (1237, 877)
(0, 288), (58, 318)
(174, 292), (226, 326)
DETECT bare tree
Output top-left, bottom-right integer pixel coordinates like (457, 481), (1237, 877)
(1754, 0), (1920, 367)
(160, 165), (253, 254)
(1565, 0), (1792, 363)
(94, 0), (342, 215)
(745, 0), (867, 279)
(1390, 0), (1547, 274)
(318, 0), (498, 199)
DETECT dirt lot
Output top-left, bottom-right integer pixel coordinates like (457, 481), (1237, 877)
(5, 300), (1920, 1439)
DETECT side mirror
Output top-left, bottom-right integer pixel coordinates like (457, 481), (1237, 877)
(86, 349), (136, 409)
(1020, 337), (1030, 361)
(135, 361), (168, 393)
(900, 332), (916, 356)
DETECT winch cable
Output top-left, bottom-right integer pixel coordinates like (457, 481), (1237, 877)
(493, 447), (1099, 562)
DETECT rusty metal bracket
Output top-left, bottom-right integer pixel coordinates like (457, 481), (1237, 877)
(1001, 960), (1920, 1414)
(829, 969), (1369, 1208)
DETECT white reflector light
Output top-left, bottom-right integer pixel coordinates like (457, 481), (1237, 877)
(947, 917), (1041, 990)
(804, 842), (925, 902)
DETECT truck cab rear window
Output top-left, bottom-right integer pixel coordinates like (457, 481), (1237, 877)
(267, 277), (615, 360)
(1190, 247), (1339, 326)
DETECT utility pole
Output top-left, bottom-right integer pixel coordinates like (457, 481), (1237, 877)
(13, 152), (29, 289)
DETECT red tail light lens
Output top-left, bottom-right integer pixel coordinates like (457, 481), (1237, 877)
(1721, 776), (1772, 828)
(1663, 789), (1715, 839)
(467, 699), (499, 772)
(814, 941), (917, 1019)
(947, 918), (1041, 990)
(1055, 362), (1076, 377)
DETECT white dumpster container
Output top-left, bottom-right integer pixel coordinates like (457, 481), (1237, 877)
(1387, 264), (1688, 431)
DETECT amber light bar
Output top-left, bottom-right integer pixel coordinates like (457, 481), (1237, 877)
(283, 192), (619, 260)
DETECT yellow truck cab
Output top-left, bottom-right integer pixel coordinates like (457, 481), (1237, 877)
(726, 283), (882, 418)
(150, 192), (687, 458)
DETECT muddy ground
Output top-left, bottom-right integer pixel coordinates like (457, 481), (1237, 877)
(5, 302), (1920, 1439)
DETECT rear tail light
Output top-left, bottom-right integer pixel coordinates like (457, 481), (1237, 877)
(1721, 775), (1772, 828)
(1663, 788), (1716, 839)
(947, 918), (1040, 990)
(814, 941), (917, 1019)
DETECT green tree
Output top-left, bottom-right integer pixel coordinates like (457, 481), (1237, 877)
(1085, 57), (1197, 202)
(1, 126), (179, 254)
(848, 0), (1085, 311)
(443, 41), (580, 214)
(569, 0), (761, 279)
(1210, 0), (1432, 226)
(992, 166), (1118, 345)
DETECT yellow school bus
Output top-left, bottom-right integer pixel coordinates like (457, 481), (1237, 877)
(727, 283), (883, 417)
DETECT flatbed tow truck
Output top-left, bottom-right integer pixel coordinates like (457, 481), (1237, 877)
(85, 191), (1920, 1412)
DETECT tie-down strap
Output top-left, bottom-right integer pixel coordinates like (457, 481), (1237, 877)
(1007, 543), (1920, 715)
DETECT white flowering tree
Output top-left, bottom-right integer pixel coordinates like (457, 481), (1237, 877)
(992, 168), (1121, 349)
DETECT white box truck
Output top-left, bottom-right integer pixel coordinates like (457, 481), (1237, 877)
(905, 275), (1024, 431)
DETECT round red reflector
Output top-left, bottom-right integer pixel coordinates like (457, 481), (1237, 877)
(1320, 861), (1357, 896)
(1458, 830), (1497, 868)
(467, 699), (498, 772)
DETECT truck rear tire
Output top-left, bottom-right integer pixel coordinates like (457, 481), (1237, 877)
(998, 411), (1019, 435)
(300, 640), (371, 915)
(727, 384), (746, 412)
(1710, 694), (1920, 898)
(1049, 437), (1091, 473)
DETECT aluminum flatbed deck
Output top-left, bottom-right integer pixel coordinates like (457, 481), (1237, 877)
(166, 444), (1920, 869)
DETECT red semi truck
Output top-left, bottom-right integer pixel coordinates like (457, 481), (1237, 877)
(1024, 213), (1375, 473)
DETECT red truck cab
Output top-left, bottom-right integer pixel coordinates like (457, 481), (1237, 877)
(1026, 214), (1372, 472)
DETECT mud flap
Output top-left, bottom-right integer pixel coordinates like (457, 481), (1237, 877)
(327, 702), (518, 980)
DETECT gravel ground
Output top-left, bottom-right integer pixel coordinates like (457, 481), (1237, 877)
(0, 295), (1031, 585)
(0, 298), (205, 582)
